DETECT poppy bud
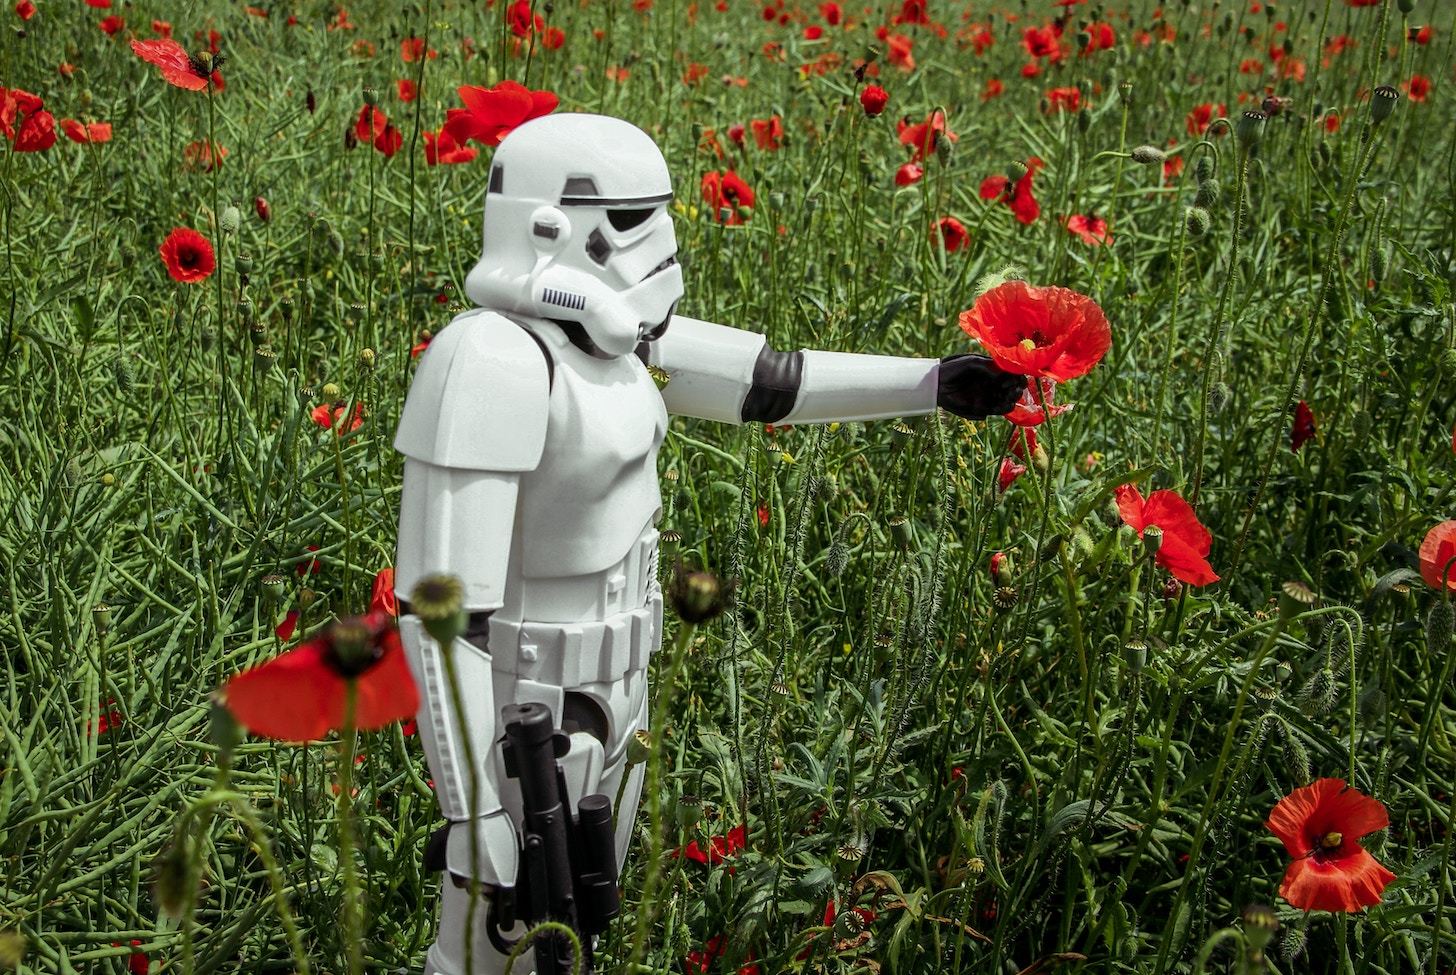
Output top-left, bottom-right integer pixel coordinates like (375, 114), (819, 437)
(1160, 577), (1182, 600)
(1397, 0), (1414, 13)
(1185, 206), (1211, 239)
(92, 602), (112, 636)
(1130, 145), (1166, 164)
(1194, 178), (1220, 210)
(298, 586), (318, 608)
(411, 573), (467, 647)
(220, 205), (241, 235)
(1370, 85), (1399, 125)
(859, 84), (889, 117)
(1194, 157), (1214, 182)
(936, 134), (954, 163)
(254, 346), (277, 373)
(0, 930), (25, 970)
(152, 840), (194, 918)
(208, 696), (241, 758)
(825, 537), (849, 576)
(1440, 348), (1456, 375)
(1427, 599), (1454, 655)
(1209, 380), (1232, 414)
(667, 563), (732, 623)
(112, 356), (134, 393)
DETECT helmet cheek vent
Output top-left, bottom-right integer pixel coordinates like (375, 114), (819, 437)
(586, 229), (612, 266)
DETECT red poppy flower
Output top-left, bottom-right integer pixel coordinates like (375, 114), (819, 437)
(1022, 23), (1063, 60)
(1419, 521), (1456, 592)
(60, 119), (113, 144)
(400, 36), (426, 61)
(443, 79), (558, 148)
(674, 823), (748, 865)
(1009, 426), (1037, 462)
(158, 227), (215, 284)
(1186, 102), (1227, 136)
(686, 935), (759, 975)
(1114, 484), (1219, 586)
(981, 77), (1004, 101)
(15, 1), (35, 20)
(396, 78), (417, 102)
(885, 32), (914, 70)
(223, 612), (420, 742)
(182, 139), (226, 171)
(958, 281), (1110, 382)
(374, 123), (402, 157)
(297, 544), (321, 577)
(11, 105), (55, 152)
(818, 1), (841, 24)
(932, 216), (969, 252)
(750, 115), (784, 151)
(124, 940), (147, 975)
(997, 456), (1026, 493)
(85, 0), (110, 7)
(897, 109), (954, 163)
(508, 0), (544, 36)
(1265, 778), (1395, 912)
(860, 84), (889, 117)
(1291, 400), (1316, 451)
(1081, 21), (1115, 52)
(151, 19), (172, 38)
(99, 15), (124, 35)
(254, 196), (271, 222)
(1004, 377), (1074, 427)
(1045, 86), (1082, 112)
(275, 609), (301, 642)
(370, 568), (398, 617)
(979, 158), (1042, 224)
(311, 402), (366, 434)
(131, 39), (213, 91)
(88, 697), (125, 736)
(354, 104), (387, 142)
(1405, 74), (1431, 102)
(1064, 213), (1110, 246)
(701, 169), (755, 224)
(895, 162), (924, 186)
(1413, 25), (1432, 45)
(424, 127), (478, 166)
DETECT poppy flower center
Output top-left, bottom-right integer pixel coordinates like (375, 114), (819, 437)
(325, 619), (386, 677)
(178, 246), (202, 270)
(1319, 830), (1343, 850)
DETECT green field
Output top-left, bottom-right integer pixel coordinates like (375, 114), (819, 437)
(2, 0), (1455, 972)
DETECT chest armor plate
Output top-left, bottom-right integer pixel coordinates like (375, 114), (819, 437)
(515, 336), (666, 579)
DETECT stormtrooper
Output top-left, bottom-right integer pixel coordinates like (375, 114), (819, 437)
(393, 113), (1023, 975)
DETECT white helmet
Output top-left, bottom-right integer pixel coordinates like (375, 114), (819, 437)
(464, 113), (684, 358)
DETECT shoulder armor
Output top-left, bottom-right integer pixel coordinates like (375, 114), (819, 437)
(394, 310), (550, 471)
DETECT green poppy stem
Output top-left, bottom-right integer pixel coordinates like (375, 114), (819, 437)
(337, 681), (363, 975)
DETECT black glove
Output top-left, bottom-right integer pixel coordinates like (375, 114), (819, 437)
(936, 353), (1026, 420)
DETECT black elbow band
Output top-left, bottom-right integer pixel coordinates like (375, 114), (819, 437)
(740, 344), (803, 423)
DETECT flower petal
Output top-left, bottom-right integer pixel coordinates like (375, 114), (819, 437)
(224, 640), (346, 742)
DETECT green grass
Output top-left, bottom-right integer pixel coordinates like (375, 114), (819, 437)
(2, 0), (1455, 972)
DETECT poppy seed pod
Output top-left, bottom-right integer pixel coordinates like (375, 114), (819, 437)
(253, 346), (277, 372)
(1278, 580), (1316, 620)
(411, 573), (467, 647)
(361, 85), (379, 107)
(358, 348), (376, 370)
(627, 729), (652, 765)
(1234, 110), (1265, 149)
(1130, 145), (1166, 164)
(220, 205), (241, 235)
(261, 573), (286, 601)
(321, 382), (341, 401)
(1371, 85), (1400, 125)
(667, 563), (733, 623)
(1397, 0), (1415, 12)
(92, 602), (112, 636)
(235, 252), (253, 277)
(1122, 638), (1147, 672)
(1141, 524), (1163, 559)
(889, 514), (911, 548)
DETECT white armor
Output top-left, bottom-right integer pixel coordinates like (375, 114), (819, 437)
(394, 113), (1023, 975)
